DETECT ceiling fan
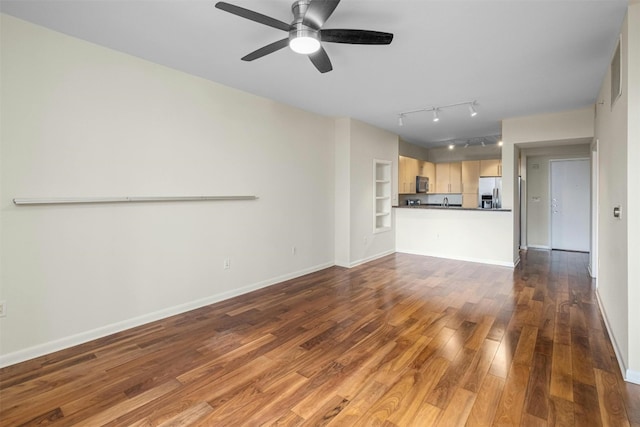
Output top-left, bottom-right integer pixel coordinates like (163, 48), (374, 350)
(215, 0), (394, 73)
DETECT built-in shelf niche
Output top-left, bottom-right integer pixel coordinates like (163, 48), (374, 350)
(374, 159), (392, 233)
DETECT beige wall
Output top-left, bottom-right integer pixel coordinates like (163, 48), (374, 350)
(594, 2), (640, 383)
(0, 15), (337, 365)
(503, 106), (595, 263)
(627, 1), (640, 379)
(427, 144), (502, 163)
(334, 118), (398, 267)
(523, 145), (591, 248)
(399, 139), (430, 161)
(502, 107), (594, 145)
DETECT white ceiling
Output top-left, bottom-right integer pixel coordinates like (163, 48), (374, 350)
(0, 0), (628, 148)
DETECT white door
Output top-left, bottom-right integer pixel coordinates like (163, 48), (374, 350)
(550, 159), (590, 251)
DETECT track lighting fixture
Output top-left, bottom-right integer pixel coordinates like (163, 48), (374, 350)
(396, 100), (478, 126)
(437, 135), (501, 149)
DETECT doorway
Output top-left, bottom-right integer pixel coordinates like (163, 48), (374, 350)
(550, 159), (590, 251)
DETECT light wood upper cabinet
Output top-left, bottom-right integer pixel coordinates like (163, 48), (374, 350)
(461, 160), (480, 194)
(399, 156), (420, 194)
(449, 162), (462, 193)
(480, 159), (502, 177)
(435, 162), (462, 193)
(420, 161), (436, 193)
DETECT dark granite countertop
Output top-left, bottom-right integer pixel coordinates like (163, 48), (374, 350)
(394, 205), (511, 212)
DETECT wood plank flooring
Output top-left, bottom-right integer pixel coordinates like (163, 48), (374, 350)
(1, 250), (639, 426)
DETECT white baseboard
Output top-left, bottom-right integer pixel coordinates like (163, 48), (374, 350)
(513, 256), (521, 268)
(626, 369), (640, 385)
(396, 249), (515, 268)
(348, 249), (396, 268)
(594, 289), (636, 384)
(0, 261), (334, 369)
(527, 245), (551, 250)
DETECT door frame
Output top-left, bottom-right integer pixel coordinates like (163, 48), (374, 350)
(548, 157), (591, 251)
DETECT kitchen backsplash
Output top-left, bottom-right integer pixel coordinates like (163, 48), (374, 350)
(399, 194), (463, 205)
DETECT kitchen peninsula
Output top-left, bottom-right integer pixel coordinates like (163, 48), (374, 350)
(395, 205), (514, 267)
(395, 153), (515, 267)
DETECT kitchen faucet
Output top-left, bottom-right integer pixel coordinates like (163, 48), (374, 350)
(442, 197), (449, 208)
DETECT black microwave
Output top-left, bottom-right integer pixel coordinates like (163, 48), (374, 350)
(416, 176), (429, 193)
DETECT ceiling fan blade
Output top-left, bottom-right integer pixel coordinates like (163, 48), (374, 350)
(320, 29), (394, 45)
(215, 2), (290, 32)
(303, 0), (341, 29)
(309, 46), (333, 73)
(241, 38), (289, 61)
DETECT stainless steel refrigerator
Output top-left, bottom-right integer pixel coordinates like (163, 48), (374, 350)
(478, 177), (502, 208)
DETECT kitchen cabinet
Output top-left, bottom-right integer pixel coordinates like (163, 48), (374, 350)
(461, 160), (480, 208)
(462, 193), (479, 208)
(461, 160), (480, 194)
(399, 156), (420, 194)
(435, 162), (462, 193)
(480, 159), (502, 177)
(420, 161), (436, 193)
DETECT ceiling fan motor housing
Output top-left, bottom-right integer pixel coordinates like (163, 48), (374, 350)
(289, 0), (320, 54)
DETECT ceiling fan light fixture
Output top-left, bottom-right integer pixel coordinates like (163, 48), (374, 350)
(289, 36), (321, 54)
(289, 27), (320, 54)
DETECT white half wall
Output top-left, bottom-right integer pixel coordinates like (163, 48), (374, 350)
(0, 15), (336, 366)
(395, 208), (515, 267)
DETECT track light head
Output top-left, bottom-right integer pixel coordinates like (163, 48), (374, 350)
(448, 143), (454, 150)
(398, 115), (404, 126)
(481, 140), (486, 147)
(497, 140), (503, 146)
(468, 103), (478, 117)
(464, 142), (469, 148)
(433, 109), (440, 123)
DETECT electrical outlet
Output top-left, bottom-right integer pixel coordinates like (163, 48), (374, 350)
(223, 258), (231, 270)
(0, 301), (6, 318)
(292, 246), (297, 255)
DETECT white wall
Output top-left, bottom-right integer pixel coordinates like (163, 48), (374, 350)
(0, 15), (337, 365)
(594, 2), (640, 383)
(334, 118), (398, 267)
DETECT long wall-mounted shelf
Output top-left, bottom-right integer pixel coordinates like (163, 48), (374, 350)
(12, 195), (259, 206)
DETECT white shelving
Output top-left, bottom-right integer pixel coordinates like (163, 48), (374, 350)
(374, 159), (392, 233)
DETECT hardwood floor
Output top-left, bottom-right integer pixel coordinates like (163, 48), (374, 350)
(1, 250), (639, 426)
